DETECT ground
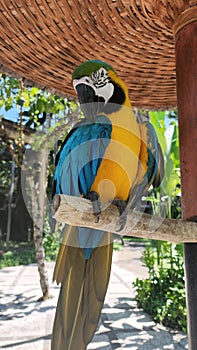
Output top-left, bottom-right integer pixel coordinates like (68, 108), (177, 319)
(0, 242), (188, 349)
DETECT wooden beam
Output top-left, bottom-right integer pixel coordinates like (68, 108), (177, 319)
(52, 194), (197, 243)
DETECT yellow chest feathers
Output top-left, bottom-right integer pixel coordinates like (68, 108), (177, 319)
(91, 107), (141, 202)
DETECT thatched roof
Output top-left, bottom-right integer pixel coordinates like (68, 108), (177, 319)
(0, 1), (197, 108)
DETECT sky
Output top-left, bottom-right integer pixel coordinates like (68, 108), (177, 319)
(0, 107), (20, 122)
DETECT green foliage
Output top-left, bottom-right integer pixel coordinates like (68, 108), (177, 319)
(0, 231), (61, 268)
(149, 111), (167, 154)
(133, 242), (186, 332)
(0, 74), (66, 119)
(0, 75), (20, 111)
(133, 111), (186, 332)
(42, 218), (61, 261)
(0, 242), (36, 268)
(43, 232), (61, 261)
(149, 110), (180, 207)
(113, 241), (123, 251)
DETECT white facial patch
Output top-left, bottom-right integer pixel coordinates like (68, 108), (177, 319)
(73, 76), (95, 92)
(96, 81), (114, 104)
(73, 68), (114, 104)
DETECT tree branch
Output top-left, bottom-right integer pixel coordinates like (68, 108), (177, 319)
(52, 194), (197, 244)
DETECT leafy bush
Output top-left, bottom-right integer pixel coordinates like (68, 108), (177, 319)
(43, 232), (61, 261)
(133, 242), (187, 332)
(0, 242), (36, 268)
(133, 111), (186, 332)
(0, 222), (61, 268)
(0, 233), (61, 268)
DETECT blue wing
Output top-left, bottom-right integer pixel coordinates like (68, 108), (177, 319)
(53, 115), (112, 259)
(129, 121), (164, 209)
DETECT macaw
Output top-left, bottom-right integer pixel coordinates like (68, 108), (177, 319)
(51, 60), (163, 350)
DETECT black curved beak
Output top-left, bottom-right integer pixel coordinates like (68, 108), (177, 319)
(75, 83), (104, 119)
(75, 84), (95, 104)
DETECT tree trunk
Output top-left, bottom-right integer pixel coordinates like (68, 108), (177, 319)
(6, 156), (15, 248)
(24, 147), (50, 300)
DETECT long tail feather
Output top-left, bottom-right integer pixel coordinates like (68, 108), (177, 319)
(51, 227), (113, 350)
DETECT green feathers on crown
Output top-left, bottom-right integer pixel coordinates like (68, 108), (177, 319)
(72, 60), (114, 80)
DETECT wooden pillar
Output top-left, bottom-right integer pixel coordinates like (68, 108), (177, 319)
(175, 21), (197, 349)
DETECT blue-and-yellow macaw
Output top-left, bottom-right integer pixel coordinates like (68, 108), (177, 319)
(51, 60), (163, 350)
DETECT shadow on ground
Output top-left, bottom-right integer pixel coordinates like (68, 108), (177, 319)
(88, 297), (188, 350)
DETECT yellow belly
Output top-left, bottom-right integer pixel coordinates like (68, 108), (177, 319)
(91, 108), (141, 202)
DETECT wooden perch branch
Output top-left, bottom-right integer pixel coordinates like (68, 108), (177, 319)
(53, 194), (197, 243)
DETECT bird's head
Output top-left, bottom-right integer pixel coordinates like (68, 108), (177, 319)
(72, 60), (130, 119)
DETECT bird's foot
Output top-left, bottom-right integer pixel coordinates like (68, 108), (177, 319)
(89, 191), (101, 223)
(112, 199), (127, 231)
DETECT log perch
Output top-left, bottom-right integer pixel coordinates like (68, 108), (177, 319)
(52, 194), (197, 243)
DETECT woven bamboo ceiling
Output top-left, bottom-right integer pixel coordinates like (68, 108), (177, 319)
(0, 1), (197, 109)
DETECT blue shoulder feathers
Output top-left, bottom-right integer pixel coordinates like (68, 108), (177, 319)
(53, 115), (112, 198)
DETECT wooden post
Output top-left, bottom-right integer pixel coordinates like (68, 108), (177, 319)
(175, 21), (197, 350)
